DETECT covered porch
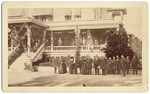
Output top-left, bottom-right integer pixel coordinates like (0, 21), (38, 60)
(44, 20), (119, 57)
(8, 16), (49, 70)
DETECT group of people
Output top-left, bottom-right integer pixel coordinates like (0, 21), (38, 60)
(52, 55), (140, 76)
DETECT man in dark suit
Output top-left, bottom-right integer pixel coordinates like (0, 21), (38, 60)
(111, 57), (117, 74)
(126, 56), (131, 75)
(93, 56), (99, 75)
(100, 57), (107, 75)
(116, 55), (121, 74)
(53, 57), (58, 74)
(107, 57), (112, 74)
(132, 56), (139, 75)
(120, 55), (126, 76)
(86, 57), (92, 75)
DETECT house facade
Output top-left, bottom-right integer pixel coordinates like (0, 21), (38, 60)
(8, 8), (127, 63)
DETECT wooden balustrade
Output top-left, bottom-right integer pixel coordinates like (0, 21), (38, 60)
(8, 47), (12, 52)
(45, 45), (105, 51)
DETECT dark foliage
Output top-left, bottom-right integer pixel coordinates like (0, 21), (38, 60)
(104, 24), (134, 59)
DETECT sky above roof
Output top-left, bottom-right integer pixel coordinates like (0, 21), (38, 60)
(123, 7), (142, 40)
(8, 8), (142, 40)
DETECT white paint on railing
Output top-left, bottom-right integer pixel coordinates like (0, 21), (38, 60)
(8, 44), (20, 57)
(31, 43), (45, 62)
(45, 44), (106, 51)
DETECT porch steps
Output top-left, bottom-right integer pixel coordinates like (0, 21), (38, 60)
(9, 52), (34, 71)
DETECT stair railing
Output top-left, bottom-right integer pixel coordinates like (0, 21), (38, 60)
(29, 43), (45, 71)
(8, 44), (24, 68)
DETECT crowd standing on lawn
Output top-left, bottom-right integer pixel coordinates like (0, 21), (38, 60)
(30, 54), (141, 77)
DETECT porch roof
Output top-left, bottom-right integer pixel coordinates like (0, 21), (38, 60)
(107, 8), (127, 15)
(46, 19), (120, 31)
(8, 16), (49, 28)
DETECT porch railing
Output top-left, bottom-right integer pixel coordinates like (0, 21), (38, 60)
(45, 44), (106, 51)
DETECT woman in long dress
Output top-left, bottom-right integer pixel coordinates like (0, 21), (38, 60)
(69, 58), (74, 74)
(81, 59), (87, 75)
(62, 59), (67, 73)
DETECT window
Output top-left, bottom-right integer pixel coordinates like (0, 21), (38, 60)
(42, 15), (46, 22)
(34, 16), (38, 20)
(65, 15), (71, 21)
(94, 8), (102, 19)
(74, 15), (81, 20)
(46, 15), (53, 22)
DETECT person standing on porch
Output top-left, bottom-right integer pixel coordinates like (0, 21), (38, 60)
(58, 37), (62, 46)
(82, 37), (86, 45)
(94, 38), (98, 45)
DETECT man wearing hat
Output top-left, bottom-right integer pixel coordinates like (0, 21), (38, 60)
(120, 55), (126, 76)
(132, 56), (139, 75)
(111, 56), (117, 74)
(107, 57), (112, 74)
(126, 56), (131, 75)
(100, 57), (107, 75)
(116, 55), (121, 74)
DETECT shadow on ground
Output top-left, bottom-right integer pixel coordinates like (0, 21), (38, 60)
(8, 73), (142, 87)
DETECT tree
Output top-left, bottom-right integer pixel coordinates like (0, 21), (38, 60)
(104, 24), (134, 59)
(75, 28), (82, 61)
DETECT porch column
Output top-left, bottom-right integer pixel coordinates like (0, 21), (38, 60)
(50, 31), (54, 50)
(87, 29), (90, 50)
(42, 29), (47, 43)
(27, 27), (31, 55)
(10, 28), (13, 51)
(71, 9), (74, 20)
(10, 27), (16, 51)
(116, 27), (119, 34)
(74, 27), (80, 51)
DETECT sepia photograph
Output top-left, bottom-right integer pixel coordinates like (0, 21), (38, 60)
(2, 2), (148, 92)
